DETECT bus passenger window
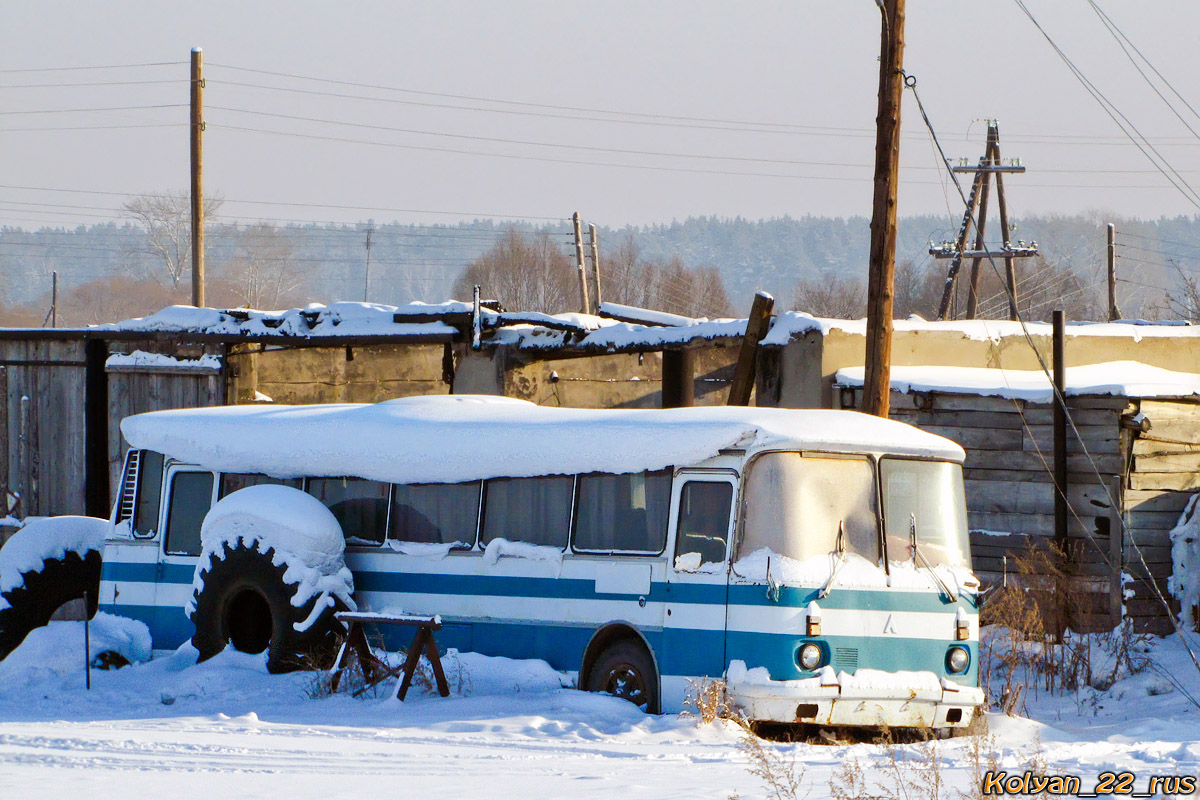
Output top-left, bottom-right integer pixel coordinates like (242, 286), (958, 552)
(482, 476), (574, 549)
(391, 482), (481, 547)
(220, 473), (302, 498)
(164, 471), (214, 556)
(674, 481), (734, 566)
(574, 469), (672, 553)
(308, 478), (389, 546)
(134, 450), (165, 539)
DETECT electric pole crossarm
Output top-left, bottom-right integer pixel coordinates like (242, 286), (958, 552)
(931, 247), (1040, 259)
(950, 164), (1025, 173)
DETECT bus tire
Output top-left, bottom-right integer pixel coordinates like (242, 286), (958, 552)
(585, 639), (660, 714)
(189, 543), (344, 674)
(0, 549), (102, 661)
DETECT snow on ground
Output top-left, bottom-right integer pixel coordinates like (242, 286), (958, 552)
(0, 616), (1197, 799)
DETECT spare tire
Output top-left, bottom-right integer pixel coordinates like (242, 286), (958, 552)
(189, 541), (346, 673)
(0, 550), (102, 660)
(0, 517), (106, 661)
(187, 485), (356, 673)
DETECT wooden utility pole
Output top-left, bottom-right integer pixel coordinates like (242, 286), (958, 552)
(190, 47), (205, 308)
(588, 223), (603, 311)
(862, 0), (906, 418)
(572, 212), (591, 314)
(965, 129), (996, 319)
(1107, 223), (1121, 321)
(934, 121), (1036, 321)
(1052, 309), (1068, 552)
(363, 225), (375, 302)
(50, 271), (57, 328)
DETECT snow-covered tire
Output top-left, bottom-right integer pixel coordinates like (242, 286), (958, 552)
(585, 639), (660, 714)
(189, 542), (347, 673)
(0, 549), (101, 660)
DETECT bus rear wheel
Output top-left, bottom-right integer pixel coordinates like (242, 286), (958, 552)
(586, 640), (659, 714)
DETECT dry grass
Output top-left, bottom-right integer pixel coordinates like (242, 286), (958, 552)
(979, 544), (1150, 715)
(682, 677), (739, 725)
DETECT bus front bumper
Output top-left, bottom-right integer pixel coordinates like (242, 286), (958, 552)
(726, 664), (984, 729)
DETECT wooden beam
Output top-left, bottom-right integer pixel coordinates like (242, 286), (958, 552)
(727, 292), (774, 406)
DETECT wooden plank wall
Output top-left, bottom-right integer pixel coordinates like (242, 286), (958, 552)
(106, 346), (224, 499)
(1122, 398), (1200, 633)
(0, 339), (89, 517)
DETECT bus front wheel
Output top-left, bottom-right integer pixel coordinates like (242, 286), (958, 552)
(586, 640), (659, 714)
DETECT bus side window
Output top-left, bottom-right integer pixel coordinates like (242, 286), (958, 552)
(390, 482), (481, 548)
(308, 478), (390, 547)
(481, 476), (574, 550)
(674, 481), (734, 566)
(574, 469), (672, 554)
(133, 450), (165, 539)
(164, 471), (214, 557)
(220, 473), (302, 498)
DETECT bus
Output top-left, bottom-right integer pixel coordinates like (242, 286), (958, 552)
(98, 394), (982, 729)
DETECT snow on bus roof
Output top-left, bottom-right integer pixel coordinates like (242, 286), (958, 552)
(120, 395), (964, 484)
(836, 361), (1200, 402)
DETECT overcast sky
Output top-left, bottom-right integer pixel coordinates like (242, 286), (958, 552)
(3, 1), (1200, 231)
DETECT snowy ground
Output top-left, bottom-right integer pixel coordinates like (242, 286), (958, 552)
(0, 617), (1198, 799)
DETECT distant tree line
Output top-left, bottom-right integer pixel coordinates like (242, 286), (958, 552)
(1, 195), (1197, 325)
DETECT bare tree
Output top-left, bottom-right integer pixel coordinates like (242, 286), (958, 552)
(893, 260), (943, 319)
(452, 229), (576, 312)
(598, 235), (732, 318)
(1156, 258), (1200, 321)
(211, 224), (303, 309)
(123, 190), (223, 289)
(790, 273), (867, 319)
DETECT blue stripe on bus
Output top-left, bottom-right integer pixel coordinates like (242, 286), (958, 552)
(98, 600), (976, 689)
(106, 556), (976, 615)
(101, 561), (196, 584)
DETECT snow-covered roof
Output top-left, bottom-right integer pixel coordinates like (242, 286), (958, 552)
(120, 395), (964, 485)
(97, 301), (462, 339)
(762, 312), (1199, 346)
(88, 302), (1200, 354)
(835, 361), (1200, 402)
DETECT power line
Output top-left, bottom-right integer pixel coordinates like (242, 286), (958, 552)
(0, 79), (180, 89)
(1012, 0), (1200, 211)
(0, 183), (569, 221)
(0, 123), (185, 133)
(0, 103), (186, 116)
(1086, 0), (1200, 145)
(1086, 1), (1200, 126)
(0, 61), (185, 74)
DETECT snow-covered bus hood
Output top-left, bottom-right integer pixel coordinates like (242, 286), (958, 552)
(120, 395), (964, 484)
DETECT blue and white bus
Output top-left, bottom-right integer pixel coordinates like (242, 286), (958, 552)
(99, 395), (982, 729)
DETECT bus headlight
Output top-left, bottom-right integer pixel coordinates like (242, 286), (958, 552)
(946, 646), (970, 674)
(798, 643), (823, 671)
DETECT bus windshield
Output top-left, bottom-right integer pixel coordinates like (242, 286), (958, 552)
(740, 452), (880, 563)
(880, 458), (969, 569)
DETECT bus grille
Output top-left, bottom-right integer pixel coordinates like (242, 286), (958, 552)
(833, 647), (858, 672)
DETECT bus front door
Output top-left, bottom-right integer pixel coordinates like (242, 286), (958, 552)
(661, 470), (736, 711)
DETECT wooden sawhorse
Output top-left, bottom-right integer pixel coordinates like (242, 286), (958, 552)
(328, 611), (450, 700)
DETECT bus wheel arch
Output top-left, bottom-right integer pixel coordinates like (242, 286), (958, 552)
(580, 622), (660, 714)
